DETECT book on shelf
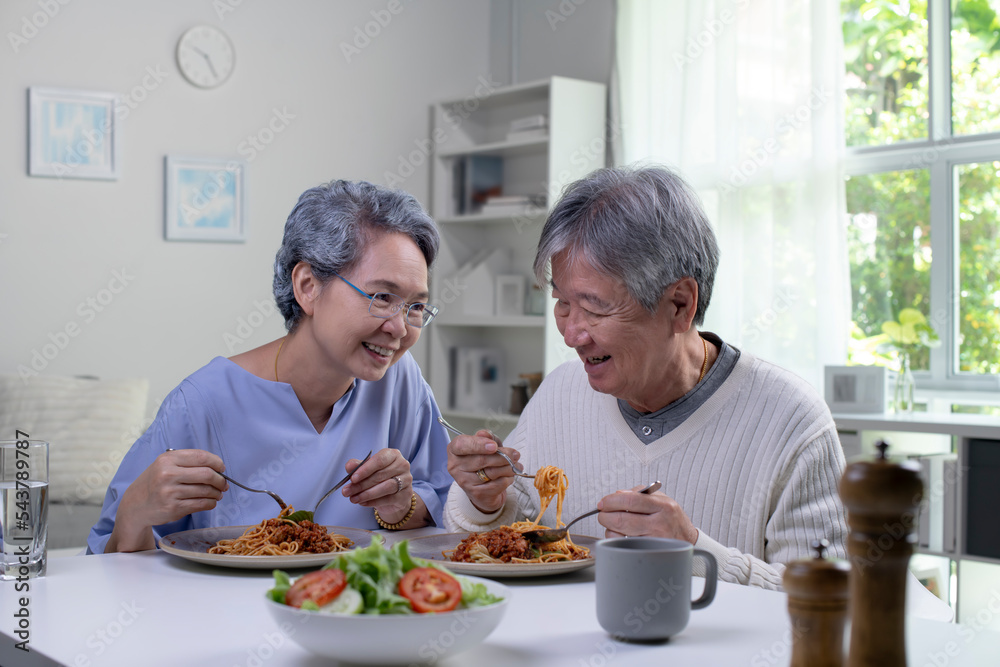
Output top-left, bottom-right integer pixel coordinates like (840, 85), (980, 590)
(913, 452), (958, 553)
(478, 194), (547, 218)
(451, 158), (465, 216)
(509, 114), (548, 132)
(466, 155), (502, 214)
(478, 204), (545, 218)
(482, 195), (535, 205)
(451, 155), (504, 215)
(505, 127), (549, 143)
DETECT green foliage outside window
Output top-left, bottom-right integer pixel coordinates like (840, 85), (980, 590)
(842, 0), (1000, 376)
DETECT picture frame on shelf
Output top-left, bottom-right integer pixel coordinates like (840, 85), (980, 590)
(450, 347), (506, 413)
(28, 87), (121, 180)
(164, 155), (247, 242)
(495, 274), (526, 317)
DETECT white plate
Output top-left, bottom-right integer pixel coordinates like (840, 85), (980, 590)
(158, 525), (380, 569)
(264, 574), (510, 664)
(406, 532), (596, 578)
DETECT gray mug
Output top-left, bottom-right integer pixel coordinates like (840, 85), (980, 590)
(595, 537), (717, 641)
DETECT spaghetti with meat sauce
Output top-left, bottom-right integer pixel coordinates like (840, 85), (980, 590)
(449, 526), (532, 563)
(208, 506), (354, 556)
(446, 465), (591, 563)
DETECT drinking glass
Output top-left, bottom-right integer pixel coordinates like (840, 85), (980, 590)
(1, 439), (49, 580)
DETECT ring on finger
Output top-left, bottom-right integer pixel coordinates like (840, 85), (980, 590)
(476, 468), (491, 483)
(393, 475), (403, 494)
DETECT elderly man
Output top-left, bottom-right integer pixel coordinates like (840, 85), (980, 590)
(444, 165), (847, 590)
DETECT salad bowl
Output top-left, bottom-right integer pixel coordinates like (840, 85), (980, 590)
(264, 539), (510, 664)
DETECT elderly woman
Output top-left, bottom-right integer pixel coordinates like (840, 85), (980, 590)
(89, 180), (450, 554)
(444, 166), (848, 590)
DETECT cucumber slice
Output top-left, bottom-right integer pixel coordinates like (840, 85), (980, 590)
(319, 587), (363, 615)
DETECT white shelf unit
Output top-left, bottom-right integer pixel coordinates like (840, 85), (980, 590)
(833, 411), (1000, 626)
(425, 77), (607, 437)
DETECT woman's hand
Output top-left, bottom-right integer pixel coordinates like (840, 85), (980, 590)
(341, 449), (425, 526)
(107, 449), (228, 552)
(446, 429), (520, 514)
(596, 484), (700, 544)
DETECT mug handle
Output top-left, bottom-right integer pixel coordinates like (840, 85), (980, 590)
(691, 548), (717, 610)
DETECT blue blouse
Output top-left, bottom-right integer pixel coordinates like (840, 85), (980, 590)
(87, 354), (451, 554)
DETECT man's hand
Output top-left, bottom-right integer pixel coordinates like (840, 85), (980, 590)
(597, 484), (699, 543)
(446, 429), (521, 514)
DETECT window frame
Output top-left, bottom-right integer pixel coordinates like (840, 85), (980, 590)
(843, 0), (1000, 393)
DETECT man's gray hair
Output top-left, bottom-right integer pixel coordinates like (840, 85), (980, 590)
(273, 179), (439, 332)
(533, 165), (719, 325)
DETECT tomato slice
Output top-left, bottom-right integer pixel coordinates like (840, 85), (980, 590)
(285, 569), (347, 608)
(398, 567), (462, 613)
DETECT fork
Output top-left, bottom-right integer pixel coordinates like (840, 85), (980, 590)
(521, 481), (662, 544)
(165, 448), (287, 510)
(436, 416), (535, 479)
(311, 450), (373, 513)
(165, 448), (373, 516)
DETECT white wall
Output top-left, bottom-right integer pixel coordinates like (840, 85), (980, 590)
(0, 0), (492, 409)
(490, 0), (614, 87)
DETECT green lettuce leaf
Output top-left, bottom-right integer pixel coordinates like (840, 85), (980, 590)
(458, 576), (504, 607)
(326, 537), (413, 614)
(269, 537), (503, 614)
(267, 569), (291, 604)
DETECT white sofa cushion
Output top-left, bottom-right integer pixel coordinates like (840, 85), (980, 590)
(0, 374), (149, 505)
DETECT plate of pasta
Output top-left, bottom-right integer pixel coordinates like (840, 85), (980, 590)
(409, 464), (597, 577)
(158, 507), (380, 569)
(406, 530), (597, 577)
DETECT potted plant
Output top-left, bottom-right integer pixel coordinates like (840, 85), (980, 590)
(879, 308), (941, 413)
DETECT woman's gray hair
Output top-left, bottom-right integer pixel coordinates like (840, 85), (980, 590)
(533, 165), (719, 326)
(273, 179), (439, 332)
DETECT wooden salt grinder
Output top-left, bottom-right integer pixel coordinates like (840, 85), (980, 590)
(839, 440), (923, 667)
(783, 538), (850, 667)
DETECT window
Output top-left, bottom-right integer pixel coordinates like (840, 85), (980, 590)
(842, 0), (1000, 390)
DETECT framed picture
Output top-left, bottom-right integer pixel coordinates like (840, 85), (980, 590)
(450, 347), (506, 412)
(28, 87), (121, 180)
(164, 155), (247, 242)
(495, 274), (526, 316)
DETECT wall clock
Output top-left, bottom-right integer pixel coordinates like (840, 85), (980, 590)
(176, 25), (235, 89)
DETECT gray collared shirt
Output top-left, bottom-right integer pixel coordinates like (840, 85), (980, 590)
(618, 332), (739, 444)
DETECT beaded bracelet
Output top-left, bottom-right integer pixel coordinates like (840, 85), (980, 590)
(374, 493), (418, 530)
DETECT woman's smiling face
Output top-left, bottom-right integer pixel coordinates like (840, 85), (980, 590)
(310, 232), (428, 384)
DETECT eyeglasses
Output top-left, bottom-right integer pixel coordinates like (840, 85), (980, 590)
(333, 272), (439, 328)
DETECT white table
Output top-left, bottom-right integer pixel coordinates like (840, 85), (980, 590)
(3, 531), (999, 667)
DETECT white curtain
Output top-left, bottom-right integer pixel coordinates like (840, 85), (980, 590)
(614, 0), (849, 390)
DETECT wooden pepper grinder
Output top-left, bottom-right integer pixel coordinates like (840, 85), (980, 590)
(839, 439), (923, 667)
(783, 538), (850, 667)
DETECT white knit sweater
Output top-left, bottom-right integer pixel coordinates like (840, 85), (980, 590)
(443, 352), (849, 590)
